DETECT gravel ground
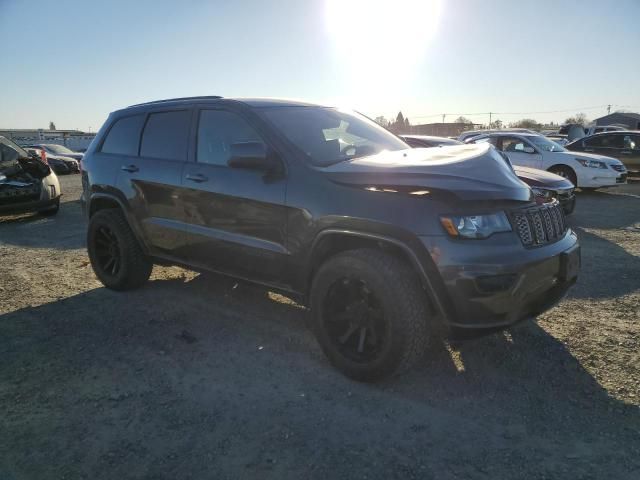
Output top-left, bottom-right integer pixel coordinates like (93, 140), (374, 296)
(1, 175), (639, 479)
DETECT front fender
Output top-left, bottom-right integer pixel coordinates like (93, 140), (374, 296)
(308, 228), (453, 321)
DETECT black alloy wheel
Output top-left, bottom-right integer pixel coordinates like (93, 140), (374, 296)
(322, 278), (388, 363)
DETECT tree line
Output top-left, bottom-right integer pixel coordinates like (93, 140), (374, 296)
(374, 111), (594, 132)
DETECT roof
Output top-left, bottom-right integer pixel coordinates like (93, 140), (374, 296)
(120, 96), (328, 113)
(473, 131), (540, 138)
(595, 112), (640, 120)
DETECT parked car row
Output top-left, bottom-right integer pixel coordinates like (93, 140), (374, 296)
(400, 135), (576, 214)
(464, 132), (627, 189)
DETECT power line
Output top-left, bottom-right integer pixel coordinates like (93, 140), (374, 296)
(408, 104), (627, 121)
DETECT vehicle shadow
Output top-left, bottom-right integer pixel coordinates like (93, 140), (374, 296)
(565, 190), (640, 299)
(0, 200), (85, 250)
(571, 189), (640, 230)
(1, 273), (638, 479)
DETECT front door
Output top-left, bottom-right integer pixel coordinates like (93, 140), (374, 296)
(498, 136), (543, 169)
(181, 108), (288, 287)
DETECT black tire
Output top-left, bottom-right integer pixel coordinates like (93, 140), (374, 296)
(310, 248), (429, 381)
(548, 165), (577, 188)
(39, 199), (60, 216)
(87, 209), (152, 291)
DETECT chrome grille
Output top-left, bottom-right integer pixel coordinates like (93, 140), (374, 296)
(510, 202), (567, 247)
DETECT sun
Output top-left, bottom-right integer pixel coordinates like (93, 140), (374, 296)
(325, 0), (442, 82)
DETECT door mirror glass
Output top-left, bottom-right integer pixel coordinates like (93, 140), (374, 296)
(228, 142), (276, 171)
(523, 146), (536, 154)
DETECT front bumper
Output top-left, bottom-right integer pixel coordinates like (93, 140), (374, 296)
(577, 169), (626, 188)
(420, 230), (579, 329)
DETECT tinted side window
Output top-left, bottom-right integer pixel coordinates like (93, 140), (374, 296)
(625, 134), (640, 150)
(585, 134), (624, 148)
(197, 110), (263, 166)
(501, 137), (527, 152)
(140, 110), (191, 161)
(101, 114), (146, 156)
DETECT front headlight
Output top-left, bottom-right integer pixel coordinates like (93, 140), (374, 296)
(531, 187), (554, 202)
(440, 212), (512, 239)
(576, 158), (607, 169)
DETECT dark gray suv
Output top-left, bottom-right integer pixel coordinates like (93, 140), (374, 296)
(81, 96), (580, 381)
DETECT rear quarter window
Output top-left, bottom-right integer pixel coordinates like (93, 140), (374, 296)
(140, 110), (191, 161)
(100, 114), (146, 156)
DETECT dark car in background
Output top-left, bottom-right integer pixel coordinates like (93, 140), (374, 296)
(24, 148), (79, 174)
(401, 135), (576, 214)
(0, 136), (61, 216)
(81, 97), (579, 381)
(27, 143), (84, 162)
(566, 131), (640, 173)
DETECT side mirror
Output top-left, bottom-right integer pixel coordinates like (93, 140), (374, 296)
(227, 142), (277, 171)
(523, 146), (536, 154)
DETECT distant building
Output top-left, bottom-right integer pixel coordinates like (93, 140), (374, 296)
(593, 112), (640, 130)
(0, 128), (96, 151)
(402, 122), (483, 138)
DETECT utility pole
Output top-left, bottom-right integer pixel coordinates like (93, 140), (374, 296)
(442, 114), (446, 123)
(489, 112), (492, 128)
(607, 104), (611, 115)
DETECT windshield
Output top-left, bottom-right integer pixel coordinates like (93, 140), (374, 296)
(528, 135), (566, 152)
(261, 107), (409, 167)
(46, 144), (75, 154)
(0, 137), (29, 159)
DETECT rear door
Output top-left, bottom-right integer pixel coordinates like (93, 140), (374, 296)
(180, 108), (288, 286)
(115, 109), (192, 259)
(497, 136), (543, 168)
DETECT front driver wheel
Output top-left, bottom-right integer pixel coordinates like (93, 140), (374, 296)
(87, 209), (152, 290)
(310, 249), (429, 381)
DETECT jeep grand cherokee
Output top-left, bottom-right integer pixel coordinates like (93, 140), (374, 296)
(81, 96), (580, 381)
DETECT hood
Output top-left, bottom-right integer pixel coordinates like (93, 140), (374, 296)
(512, 165), (573, 189)
(556, 150), (624, 166)
(323, 143), (531, 201)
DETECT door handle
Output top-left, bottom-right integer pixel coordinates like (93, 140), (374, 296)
(185, 173), (208, 183)
(121, 164), (139, 173)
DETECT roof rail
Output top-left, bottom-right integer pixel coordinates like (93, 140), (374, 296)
(128, 96), (223, 107)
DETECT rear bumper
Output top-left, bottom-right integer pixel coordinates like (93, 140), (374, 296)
(420, 230), (579, 329)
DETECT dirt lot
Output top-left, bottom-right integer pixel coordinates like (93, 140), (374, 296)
(1, 175), (639, 479)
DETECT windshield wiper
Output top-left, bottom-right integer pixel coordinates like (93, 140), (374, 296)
(320, 157), (352, 167)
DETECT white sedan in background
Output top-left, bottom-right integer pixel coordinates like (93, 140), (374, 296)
(467, 132), (627, 189)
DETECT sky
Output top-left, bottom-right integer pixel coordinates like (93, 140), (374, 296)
(1, 0), (639, 131)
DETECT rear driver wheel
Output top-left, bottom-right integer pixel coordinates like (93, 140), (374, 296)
(87, 209), (152, 290)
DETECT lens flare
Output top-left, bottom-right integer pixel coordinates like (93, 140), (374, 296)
(325, 0), (442, 96)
